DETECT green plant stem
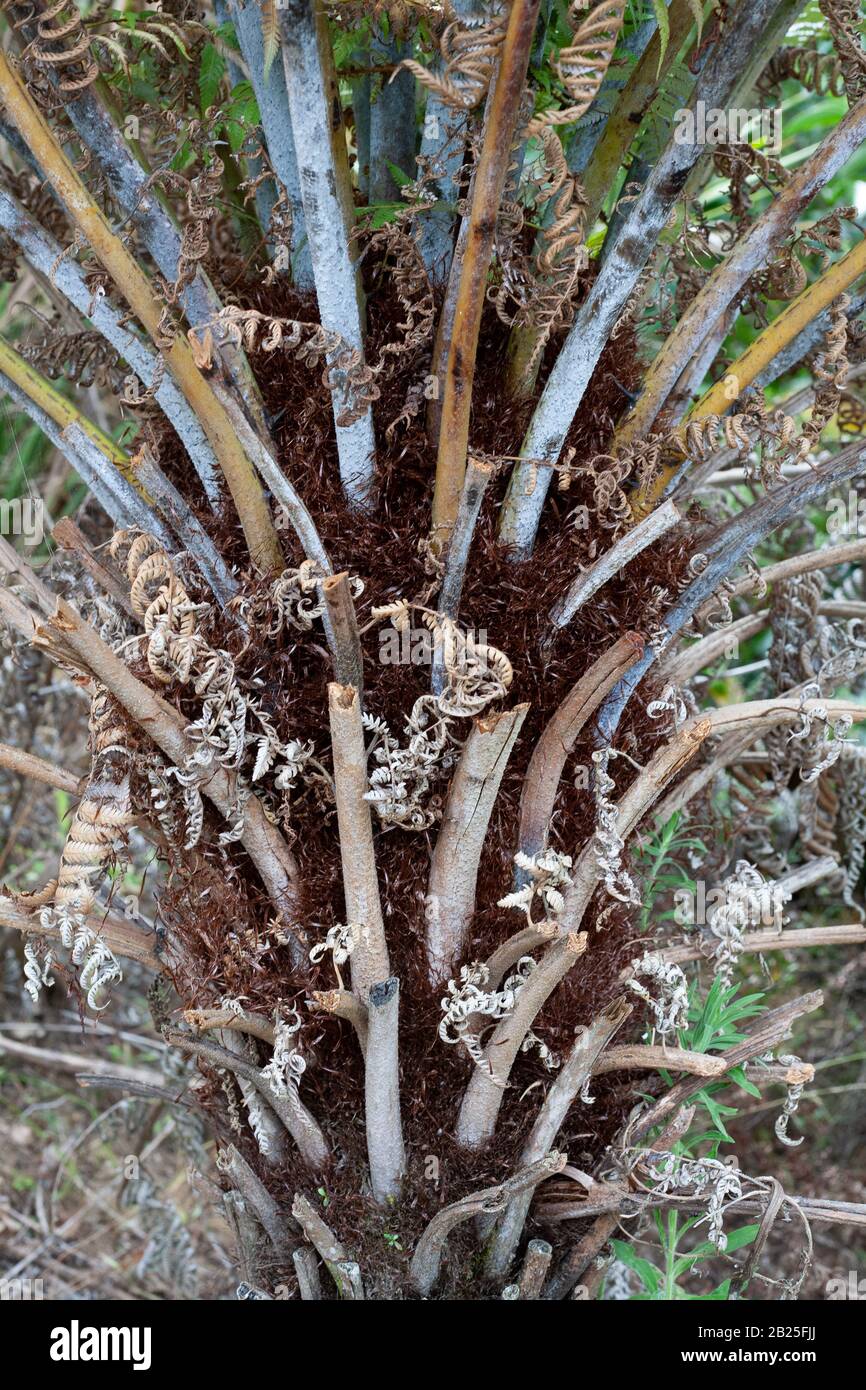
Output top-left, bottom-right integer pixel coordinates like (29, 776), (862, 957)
(430, 0), (542, 552)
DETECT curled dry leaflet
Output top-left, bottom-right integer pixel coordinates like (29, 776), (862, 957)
(0, 0), (865, 1306)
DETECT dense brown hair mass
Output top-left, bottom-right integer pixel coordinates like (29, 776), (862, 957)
(137, 259), (696, 1290)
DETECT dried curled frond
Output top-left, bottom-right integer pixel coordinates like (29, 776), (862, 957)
(147, 758), (204, 852)
(22, 0), (99, 95)
(760, 44), (846, 98)
(242, 158), (295, 287)
(819, 0), (866, 100)
(110, 532), (331, 846)
(575, 449), (639, 535)
(628, 952), (689, 1037)
(364, 694), (455, 829)
(425, 613), (513, 717)
(787, 684), (853, 783)
(371, 598), (411, 631)
(192, 309), (379, 428)
(21, 325), (120, 390)
(260, 0), (280, 78)
(836, 743), (866, 913)
(219, 1069), (245, 1138)
(796, 295), (851, 460)
(499, 848), (574, 927)
(110, 529), (199, 685)
(712, 141), (788, 232)
(309, 921), (363, 987)
(533, 132), (589, 279)
(592, 747), (640, 908)
(15, 686), (134, 921)
(23, 939), (55, 1005)
(399, 10), (507, 110)
(31, 902), (124, 1011)
(151, 160), (224, 345)
(273, 738), (333, 806)
(362, 613), (512, 827)
(186, 649), (250, 770)
(52, 788), (134, 914)
(362, 211), (436, 369)
(259, 1008), (306, 1097)
(0, 167), (71, 248)
(229, 1037), (287, 1158)
(493, 130), (588, 362)
(768, 572), (826, 703)
(358, 210), (437, 437)
(646, 683), (695, 734)
(801, 773), (843, 864)
(679, 400), (787, 463)
(705, 862), (789, 989)
(755, 209), (858, 315)
(627, 1148), (744, 1251)
(230, 560), (339, 638)
(484, 91), (535, 329)
(439, 956), (536, 1070)
(523, 1030), (561, 1071)
(764, 574), (866, 811)
(675, 391), (810, 487)
(722, 756), (784, 875)
(528, 1), (628, 135)
(774, 1053), (808, 1148)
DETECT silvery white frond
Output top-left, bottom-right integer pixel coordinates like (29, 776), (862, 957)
(774, 1054), (807, 1148)
(439, 956), (536, 1069)
(706, 860), (790, 988)
(260, 1007), (306, 1097)
(632, 1149), (744, 1251)
(501, 848), (574, 925)
(23, 940), (54, 1004)
(38, 905), (123, 1011)
(592, 747), (640, 907)
(628, 951), (689, 1037)
(646, 683), (693, 731)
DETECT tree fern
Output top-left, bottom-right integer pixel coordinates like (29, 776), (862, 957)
(0, 0), (864, 1307)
